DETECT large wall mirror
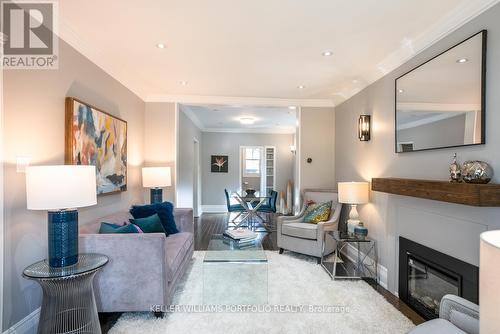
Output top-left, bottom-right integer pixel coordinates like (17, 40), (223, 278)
(395, 30), (487, 153)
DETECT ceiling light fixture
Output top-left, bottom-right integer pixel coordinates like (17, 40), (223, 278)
(180, 81), (188, 86)
(239, 117), (255, 125)
(322, 51), (333, 56)
(297, 85), (305, 89)
(398, 89), (405, 93)
(456, 58), (469, 63)
(288, 106), (297, 110)
(156, 43), (166, 49)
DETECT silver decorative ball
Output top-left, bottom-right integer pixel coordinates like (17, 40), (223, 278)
(461, 161), (493, 184)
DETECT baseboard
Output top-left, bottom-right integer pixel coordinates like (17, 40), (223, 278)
(340, 243), (388, 290)
(200, 205), (227, 213)
(3, 308), (39, 334)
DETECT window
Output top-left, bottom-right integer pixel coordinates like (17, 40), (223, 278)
(244, 147), (261, 176)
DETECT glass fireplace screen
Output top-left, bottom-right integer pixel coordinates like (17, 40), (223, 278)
(407, 255), (459, 319)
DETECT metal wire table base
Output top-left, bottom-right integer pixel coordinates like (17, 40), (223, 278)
(23, 254), (108, 334)
(34, 269), (101, 334)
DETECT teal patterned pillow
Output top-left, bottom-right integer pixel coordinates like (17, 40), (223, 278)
(304, 201), (332, 224)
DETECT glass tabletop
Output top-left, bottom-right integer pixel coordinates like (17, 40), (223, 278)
(204, 235), (267, 263)
(23, 253), (109, 279)
(333, 231), (373, 243)
(233, 191), (270, 200)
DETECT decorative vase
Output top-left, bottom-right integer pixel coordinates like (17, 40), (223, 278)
(449, 153), (462, 183)
(462, 161), (493, 184)
(245, 189), (256, 197)
(354, 222), (368, 239)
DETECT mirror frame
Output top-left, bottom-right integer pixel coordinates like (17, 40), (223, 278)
(394, 30), (487, 153)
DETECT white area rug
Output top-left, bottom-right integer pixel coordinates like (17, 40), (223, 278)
(109, 251), (415, 334)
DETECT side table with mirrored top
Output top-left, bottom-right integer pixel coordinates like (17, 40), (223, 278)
(23, 253), (108, 334)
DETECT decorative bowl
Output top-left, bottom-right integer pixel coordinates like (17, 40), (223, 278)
(245, 189), (256, 197)
(461, 161), (493, 184)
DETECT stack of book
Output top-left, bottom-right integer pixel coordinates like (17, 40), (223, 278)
(223, 229), (257, 247)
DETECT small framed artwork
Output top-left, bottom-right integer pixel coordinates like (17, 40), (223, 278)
(65, 97), (128, 195)
(211, 155), (228, 173)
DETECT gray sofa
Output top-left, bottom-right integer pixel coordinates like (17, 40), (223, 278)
(79, 208), (194, 312)
(409, 294), (479, 334)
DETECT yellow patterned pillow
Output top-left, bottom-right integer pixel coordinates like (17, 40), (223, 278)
(303, 201), (332, 224)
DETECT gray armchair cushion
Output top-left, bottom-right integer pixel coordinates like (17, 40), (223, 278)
(409, 319), (467, 334)
(282, 222), (318, 240)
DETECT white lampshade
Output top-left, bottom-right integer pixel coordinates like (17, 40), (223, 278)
(26, 165), (97, 210)
(142, 167), (172, 188)
(480, 230), (500, 334)
(338, 182), (369, 204)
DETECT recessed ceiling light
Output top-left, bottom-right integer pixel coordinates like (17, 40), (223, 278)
(352, 79), (359, 84)
(240, 117), (255, 125)
(288, 106), (297, 110)
(398, 89), (405, 93)
(156, 43), (166, 49)
(297, 85), (305, 89)
(456, 58), (469, 63)
(322, 51), (333, 57)
(180, 81), (188, 86)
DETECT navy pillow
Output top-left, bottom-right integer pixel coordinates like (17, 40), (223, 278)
(99, 222), (139, 234)
(129, 202), (179, 235)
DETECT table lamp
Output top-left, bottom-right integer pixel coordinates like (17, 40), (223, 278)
(26, 165), (97, 267)
(480, 230), (500, 334)
(338, 182), (369, 236)
(142, 167), (171, 204)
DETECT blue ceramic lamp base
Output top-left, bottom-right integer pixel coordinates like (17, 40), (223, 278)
(48, 210), (79, 267)
(150, 188), (163, 204)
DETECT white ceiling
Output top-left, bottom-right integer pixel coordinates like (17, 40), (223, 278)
(180, 104), (297, 133)
(58, 0), (499, 105)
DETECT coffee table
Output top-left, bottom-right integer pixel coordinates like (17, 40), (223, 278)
(203, 235), (268, 305)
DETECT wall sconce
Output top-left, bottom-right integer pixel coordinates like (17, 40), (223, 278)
(358, 115), (371, 141)
(290, 145), (296, 154)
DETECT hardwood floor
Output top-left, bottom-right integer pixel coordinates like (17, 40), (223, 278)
(100, 212), (424, 332)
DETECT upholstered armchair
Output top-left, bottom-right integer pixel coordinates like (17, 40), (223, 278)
(277, 190), (342, 263)
(409, 295), (479, 334)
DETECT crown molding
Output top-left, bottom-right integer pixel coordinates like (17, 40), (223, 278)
(335, 0), (500, 106)
(145, 95), (335, 107)
(180, 105), (205, 130)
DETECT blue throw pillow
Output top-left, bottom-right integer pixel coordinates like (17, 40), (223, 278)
(99, 222), (139, 234)
(129, 214), (165, 233)
(130, 202), (179, 235)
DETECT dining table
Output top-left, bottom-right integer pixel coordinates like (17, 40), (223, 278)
(231, 191), (271, 230)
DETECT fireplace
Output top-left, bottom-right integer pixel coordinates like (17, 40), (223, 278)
(399, 237), (478, 320)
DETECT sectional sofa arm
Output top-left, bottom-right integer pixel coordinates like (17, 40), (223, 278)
(174, 208), (194, 234)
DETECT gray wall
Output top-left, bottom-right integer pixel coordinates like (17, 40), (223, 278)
(177, 110), (202, 208)
(397, 113), (466, 151)
(3, 40), (145, 329)
(335, 2), (500, 293)
(300, 107), (336, 191)
(143, 102), (177, 203)
(201, 132), (295, 206)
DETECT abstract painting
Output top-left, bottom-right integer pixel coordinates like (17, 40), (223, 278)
(65, 97), (127, 194)
(211, 155), (228, 173)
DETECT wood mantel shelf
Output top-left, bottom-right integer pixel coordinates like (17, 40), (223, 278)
(371, 178), (500, 207)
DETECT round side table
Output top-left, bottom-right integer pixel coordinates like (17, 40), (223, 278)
(23, 253), (108, 334)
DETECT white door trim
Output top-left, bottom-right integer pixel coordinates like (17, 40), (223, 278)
(193, 137), (201, 217)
